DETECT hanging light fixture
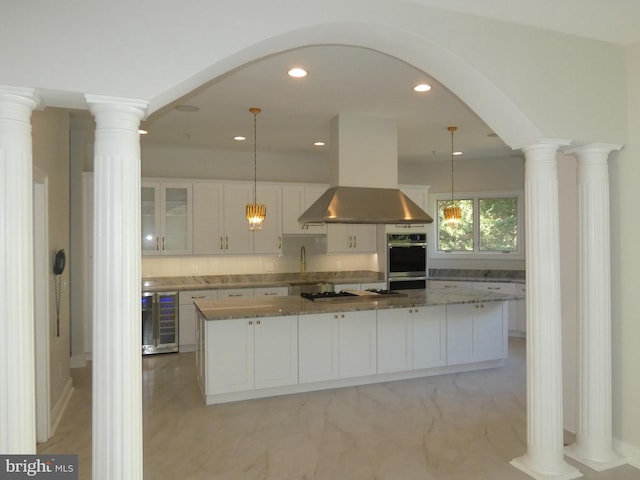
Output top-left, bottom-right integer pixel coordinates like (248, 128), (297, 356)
(246, 107), (266, 230)
(443, 126), (462, 224)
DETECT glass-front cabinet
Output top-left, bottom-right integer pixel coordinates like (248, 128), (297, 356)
(142, 182), (192, 255)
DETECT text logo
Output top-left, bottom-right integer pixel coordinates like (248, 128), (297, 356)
(0, 455), (77, 479)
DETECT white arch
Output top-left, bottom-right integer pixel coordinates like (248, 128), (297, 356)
(148, 22), (542, 149)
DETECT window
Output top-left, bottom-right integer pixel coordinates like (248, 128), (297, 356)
(432, 191), (523, 259)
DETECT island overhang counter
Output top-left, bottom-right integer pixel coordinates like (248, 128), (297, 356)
(194, 288), (519, 405)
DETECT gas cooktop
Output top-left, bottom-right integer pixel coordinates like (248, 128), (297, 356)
(300, 289), (407, 301)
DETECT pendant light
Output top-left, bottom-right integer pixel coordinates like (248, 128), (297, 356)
(443, 126), (462, 224)
(246, 107), (266, 230)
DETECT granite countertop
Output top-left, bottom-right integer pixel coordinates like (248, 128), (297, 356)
(428, 269), (526, 283)
(194, 287), (520, 321)
(141, 270), (385, 292)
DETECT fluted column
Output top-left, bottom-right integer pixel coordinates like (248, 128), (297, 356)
(563, 144), (626, 471)
(510, 140), (582, 480)
(0, 86), (40, 453)
(86, 95), (147, 480)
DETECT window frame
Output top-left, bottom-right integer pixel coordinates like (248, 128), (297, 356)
(429, 190), (525, 260)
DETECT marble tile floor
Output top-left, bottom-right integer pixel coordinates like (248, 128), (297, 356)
(38, 338), (639, 479)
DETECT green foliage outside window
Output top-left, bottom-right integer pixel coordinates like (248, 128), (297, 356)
(437, 199), (473, 251)
(437, 196), (519, 253)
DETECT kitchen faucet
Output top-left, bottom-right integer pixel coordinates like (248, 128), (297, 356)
(300, 246), (306, 277)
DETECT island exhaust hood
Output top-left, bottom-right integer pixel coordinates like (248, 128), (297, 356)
(298, 114), (433, 225)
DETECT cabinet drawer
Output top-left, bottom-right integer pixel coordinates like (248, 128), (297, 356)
(179, 289), (218, 305)
(472, 282), (517, 294)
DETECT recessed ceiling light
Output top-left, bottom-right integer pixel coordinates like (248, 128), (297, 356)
(413, 83), (432, 92)
(175, 104), (200, 112)
(313, 141), (325, 146)
(234, 136), (246, 141)
(288, 67), (308, 78)
(138, 129), (148, 135)
(453, 151), (463, 156)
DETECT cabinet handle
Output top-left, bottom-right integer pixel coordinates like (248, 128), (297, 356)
(191, 296), (205, 299)
(409, 309), (413, 313)
(353, 235), (357, 248)
(341, 314), (345, 318)
(162, 236), (165, 250)
(155, 236), (159, 250)
(263, 292), (277, 296)
(256, 320), (261, 325)
(487, 287), (500, 290)
(444, 285), (456, 288)
(278, 236), (282, 249)
(220, 236), (224, 250)
(249, 321), (253, 325)
(225, 236), (229, 250)
(334, 314), (339, 319)
(229, 294), (242, 297)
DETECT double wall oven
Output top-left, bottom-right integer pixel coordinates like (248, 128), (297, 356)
(387, 233), (427, 290)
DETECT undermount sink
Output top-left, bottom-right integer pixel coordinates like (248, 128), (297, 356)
(287, 281), (335, 295)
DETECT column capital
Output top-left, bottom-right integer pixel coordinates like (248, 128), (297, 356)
(0, 85), (44, 112)
(512, 137), (572, 155)
(85, 94), (148, 120)
(563, 143), (623, 159)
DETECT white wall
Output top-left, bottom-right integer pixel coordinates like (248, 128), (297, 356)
(31, 109), (72, 424)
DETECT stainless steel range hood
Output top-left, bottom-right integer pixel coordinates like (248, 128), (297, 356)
(298, 114), (433, 225)
(298, 186), (432, 224)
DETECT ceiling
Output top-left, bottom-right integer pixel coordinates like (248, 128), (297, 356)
(142, 45), (511, 164)
(139, 3), (640, 165)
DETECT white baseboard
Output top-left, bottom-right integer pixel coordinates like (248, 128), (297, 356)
(69, 354), (87, 368)
(614, 438), (640, 470)
(50, 377), (74, 437)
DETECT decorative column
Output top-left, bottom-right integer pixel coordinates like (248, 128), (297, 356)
(510, 140), (582, 480)
(0, 86), (40, 453)
(563, 144), (626, 471)
(86, 95), (147, 480)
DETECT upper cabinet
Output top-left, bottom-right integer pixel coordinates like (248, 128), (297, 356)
(282, 184), (327, 235)
(386, 185), (431, 233)
(142, 182), (192, 256)
(253, 184), (282, 255)
(326, 224), (377, 253)
(192, 182), (254, 255)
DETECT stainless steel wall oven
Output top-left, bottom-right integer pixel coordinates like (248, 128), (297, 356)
(387, 233), (427, 290)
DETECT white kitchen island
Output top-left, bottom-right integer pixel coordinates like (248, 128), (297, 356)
(194, 288), (518, 405)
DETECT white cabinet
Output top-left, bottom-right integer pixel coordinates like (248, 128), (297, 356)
(428, 280), (470, 290)
(335, 282), (386, 292)
(142, 182), (192, 255)
(446, 302), (506, 366)
(298, 310), (377, 383)
(511, 284), (526, 336)
(377, 305), (446, 374)
(179, 289), (218, 352)
(282, 184), (327, 234)
(217, 288), (254, 299)
(254, 286), (288, 297)
(377, 308), (413, 374)
(327, 224), (377, 253)
(298, 313), (340, 383)
(192, 182), (254, 254)
(338, 310), (377, 378)
(253, 184), (282, 254)
(202, 315), (298, 395)
(386, 185), (431, 233)
(412, 305), (447, 369)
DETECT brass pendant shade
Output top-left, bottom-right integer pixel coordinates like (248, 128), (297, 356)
(246, 107), (266, 231)
(443, 126), (462, 224)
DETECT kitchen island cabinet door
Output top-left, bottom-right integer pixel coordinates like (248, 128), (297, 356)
(446, 304), (475, 366)
(298, 313), (340, 383)
(412, 305), (446, 369)
(339, 310), (377, 378)
(206, 319), (254, 394)
(474, 302), (507, 361)
(377, 308), (413, 374)
(254, 315), (298, 389)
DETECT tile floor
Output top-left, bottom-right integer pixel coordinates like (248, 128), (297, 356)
(38, 338), (639, 479)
